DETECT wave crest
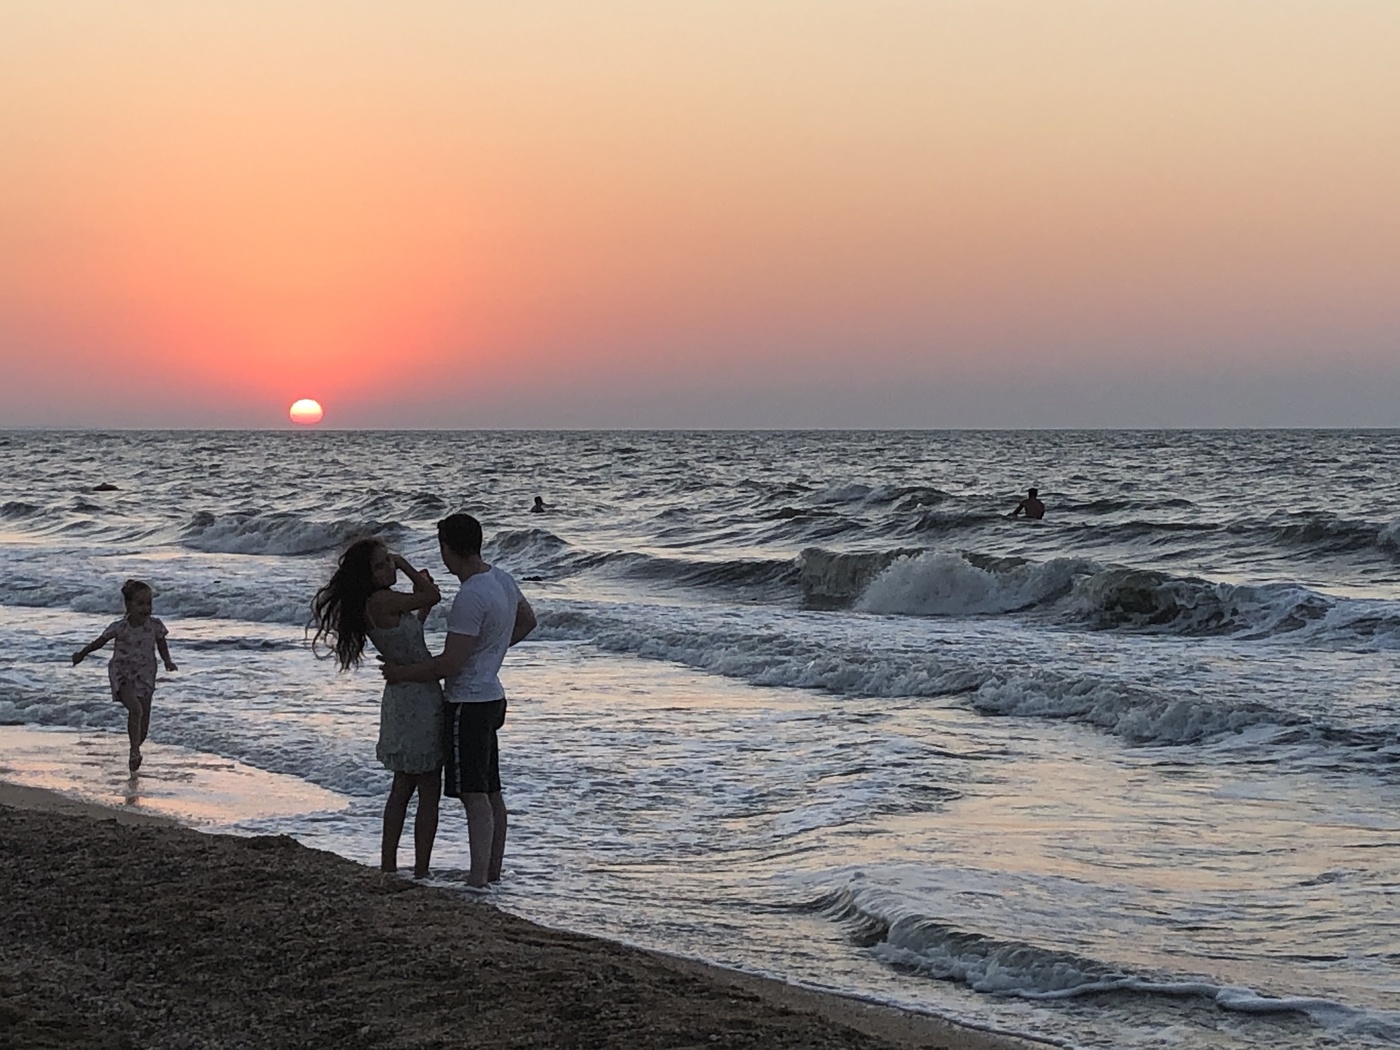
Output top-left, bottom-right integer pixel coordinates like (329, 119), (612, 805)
(179, 512), (403, 556)
(835, 549), (1400, 644)
(858, 553), (1087, 616)
(797, 547), (921, 604)
(1, 501), (43, 520)
(1068, 570), (1336, 637)
(815, 885), (1360, 1021)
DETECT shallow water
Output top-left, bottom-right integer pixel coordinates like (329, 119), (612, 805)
(3, 429), (1400, 1048)
(0, 723), (345, 824)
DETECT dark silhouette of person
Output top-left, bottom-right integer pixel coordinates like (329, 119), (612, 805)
(1009, 488), (1045, 520)
(530, 496), (549, 514)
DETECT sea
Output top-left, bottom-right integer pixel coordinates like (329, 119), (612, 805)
(2, 429), (1399, 1050)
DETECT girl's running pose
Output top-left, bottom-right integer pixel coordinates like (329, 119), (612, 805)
(311, 539), (444, 878)
(72, 579), (177, 772)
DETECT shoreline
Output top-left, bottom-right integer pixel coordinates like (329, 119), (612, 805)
(0, 779), (1040, 1050)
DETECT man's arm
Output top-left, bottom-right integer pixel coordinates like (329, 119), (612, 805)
(382, 631), (477, 684)
(510, 597), (536, 646)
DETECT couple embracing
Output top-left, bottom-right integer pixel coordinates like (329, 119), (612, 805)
(311, 513), (536, 888)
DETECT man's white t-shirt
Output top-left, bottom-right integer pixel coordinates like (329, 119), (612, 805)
(444, 566), (523, 703)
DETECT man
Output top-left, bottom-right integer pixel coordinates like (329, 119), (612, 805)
(383, 513), (536, 888)
(1008, 487), (1045, 520)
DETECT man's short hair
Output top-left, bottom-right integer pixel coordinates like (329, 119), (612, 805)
(438, 513), (483, 557)
(1028, 488), (1038, 498)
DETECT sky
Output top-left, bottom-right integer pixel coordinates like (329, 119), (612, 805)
(1, 1), (1397, 429)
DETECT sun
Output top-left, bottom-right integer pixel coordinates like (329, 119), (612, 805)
(289, 398), (324, 425)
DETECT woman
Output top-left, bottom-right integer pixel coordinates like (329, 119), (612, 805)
(311, 538), (444, 877)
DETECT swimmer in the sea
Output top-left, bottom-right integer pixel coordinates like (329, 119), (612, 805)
(1008, 488), (1045, 520)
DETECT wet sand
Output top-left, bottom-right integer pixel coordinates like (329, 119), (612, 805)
(0, 724), (347, 825)
(0, 782), (1039, 1050)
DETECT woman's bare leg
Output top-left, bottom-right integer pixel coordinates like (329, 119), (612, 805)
(412, 771), (441, 878)
(381, 773), (414, 873)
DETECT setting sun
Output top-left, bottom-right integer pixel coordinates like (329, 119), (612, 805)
(288, 399), (324, 425)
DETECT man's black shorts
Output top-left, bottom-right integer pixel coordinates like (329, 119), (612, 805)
(443, 698), (506, 798)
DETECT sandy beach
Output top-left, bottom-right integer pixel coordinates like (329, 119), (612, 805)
(0, 782), (1037, 1050)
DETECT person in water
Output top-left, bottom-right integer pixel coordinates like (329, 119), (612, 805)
(311, 539), (444, 878)
(1009, 487), (1045, 519)
(530, 496), (549, 513)
(383, 513), (536, 889)
(72, 579), (177, 772)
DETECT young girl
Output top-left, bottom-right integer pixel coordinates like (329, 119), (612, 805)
(311, 538), (444, 878)
(72, 579), (177, 772)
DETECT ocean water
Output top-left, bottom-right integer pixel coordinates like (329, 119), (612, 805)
(3, 429), (1400, 1049)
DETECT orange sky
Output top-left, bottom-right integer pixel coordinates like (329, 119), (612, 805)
(2, 1), (1398, 427)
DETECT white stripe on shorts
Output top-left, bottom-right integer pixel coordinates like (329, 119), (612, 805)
(451, 702), (463, 796)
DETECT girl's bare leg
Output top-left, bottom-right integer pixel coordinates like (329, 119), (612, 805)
(118, 684), (143, 771)
(139, 696), (152, 745)
(412, 771), (441, 878)
(381, 773), (414, 873)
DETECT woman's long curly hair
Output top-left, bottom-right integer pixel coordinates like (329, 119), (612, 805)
(310, 537), (383, 670)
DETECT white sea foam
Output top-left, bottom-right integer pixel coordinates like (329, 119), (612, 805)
(180, 511), (402, 556)
(857, 552), (1087, 617)
(535, 607), (988, 699)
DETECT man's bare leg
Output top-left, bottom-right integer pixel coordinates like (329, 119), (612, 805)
(487, 791), (507, 882)
(463, 792), (494, 887)
(412, 772), (441, 878)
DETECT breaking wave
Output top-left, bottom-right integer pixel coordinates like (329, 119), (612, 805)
(849, 550), (1400, 645)
(533, 604), (1400, 753)
(179, 511), (405, 556)
(857, 553), (1087, 616)
(797, 548), (922, 604)
(811, 886), (1392, 1036)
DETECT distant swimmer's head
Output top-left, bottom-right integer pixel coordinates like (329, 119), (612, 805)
(438, 513), (483, 574)
(532, 496), (546, 510)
